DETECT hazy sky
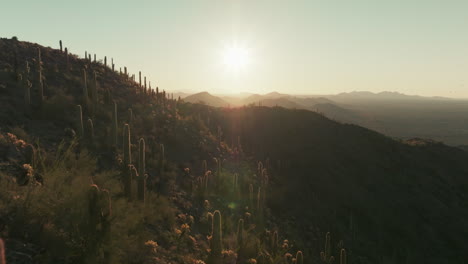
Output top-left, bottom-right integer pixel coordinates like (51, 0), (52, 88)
(2, 0), (468, 97)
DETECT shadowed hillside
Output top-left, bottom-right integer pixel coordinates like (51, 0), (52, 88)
(0, 37), (467, 264)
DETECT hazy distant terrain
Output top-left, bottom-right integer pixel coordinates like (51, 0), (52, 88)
(183, 91), (468, 146)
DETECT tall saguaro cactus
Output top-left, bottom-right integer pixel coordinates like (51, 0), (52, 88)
(76, 105), (84, 137)
(137, 138), (146, 202)
(296, 251), (304, 264)
(36, 47), (44, 106)
(0, 238), (6, 264)
(122, 124), (133, 199)
(87, 118), (94, 144)
(320, 232), (333, 263)
(112, 102), (118, 147)
(236, 218), (246, 263)
(340, 249), (346, 264)
(209, 210), (223, 264)
(92, 71), (98, 109)
(82, 69), (88, 108)
(123, 124), (131, 166)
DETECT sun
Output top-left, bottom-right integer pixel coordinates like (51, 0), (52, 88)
(222, 45), (250, 70)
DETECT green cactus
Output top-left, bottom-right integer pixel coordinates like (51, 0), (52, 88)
(24, 144), (36, 167)
(144, 76), (147, 94)
(296, 251), (303, 264)
(209, 210), (223, 264)
(88, 184), (101, 231)
(139, 71), (142, 87)
(0, 238), (5, 264)
(36, 47), (44, 107)
(237, 218), (245, 262)
(92, 71), (98, 109)
(76, 105), (84, 137)
(112, 101), (118, 147)
(88, 184), (112, 235)
(127, 108), (133, 127)
(22, 74), (31, 108)
(94, 54), (96, 63)
(137, 138), (146, 202)
(249, 184), (254, 211)
(59, 40), (62, 52)
(320, 232), (333, 263)
(87, 118), (94, 144)
(257, 187), (263, 212)
(123, 124), (131, 166)
(237, 218), (244, 249)
(159, 143), (165, 173)
(82, 69), (88, 108)
(325, 232), (331, 259)
(112, 58), (114, 71)
(340, 249), (346, 264)
(202, 160), (207, 175)
(104, 56), (107, 67)
(271, 231), (278, 255)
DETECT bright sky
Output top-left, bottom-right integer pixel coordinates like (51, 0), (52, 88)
(2, 0), (468, 97)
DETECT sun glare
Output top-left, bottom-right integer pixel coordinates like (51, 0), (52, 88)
(222, 45), (250, 70)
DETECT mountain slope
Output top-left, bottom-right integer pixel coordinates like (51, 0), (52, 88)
(214, 107), (468, 263)
(184, 91), (229, 107)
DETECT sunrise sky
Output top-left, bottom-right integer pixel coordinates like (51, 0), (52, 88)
(2, 0), (468, 97)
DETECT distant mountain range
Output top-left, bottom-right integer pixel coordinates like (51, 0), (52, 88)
(182, 91), (468, 146)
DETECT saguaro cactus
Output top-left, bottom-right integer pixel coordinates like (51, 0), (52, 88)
(82, 69), (88, 107)
(249, 184), (254, 211)
(340, 249), (346, 264)
(237, 218), (244, 249)
(88, 184), (112, 233)
(23, 75), (31, 108)
(87, 118), (94, 144)
(137, 138), (146, 202)
(122, 124), (133, 200)
(76, 105), (84, 137)
(209, 210), (223, 264)
(24, 144), (36, 167)
(271, 231), (278, 255)
(112, 101), (118, 147)
(92, 71), (98, 108)
(127, 108), (133, 126)
(59, 40), (62, 52)
(123, 124), (131, 166)
(139, 71), (142, 87)
(202, 160), (207, 175)
(320, 232), (333, 263)
(36, 47), (44, 106)
(296, 251), (303, 264)
(159, 143), (165, 173)
(0, 238), (6, 264)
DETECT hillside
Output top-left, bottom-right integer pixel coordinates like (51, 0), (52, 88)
(184, 92), (230, 107)
(0, 38), (468, 264)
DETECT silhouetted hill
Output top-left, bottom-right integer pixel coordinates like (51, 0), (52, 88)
(184, 91), (229, 107)
(214, 107), (468, 263)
